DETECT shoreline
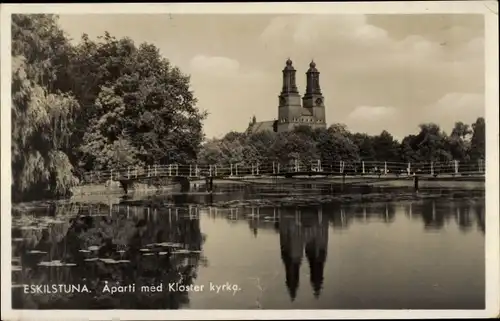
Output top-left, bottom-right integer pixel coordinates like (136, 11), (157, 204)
(12, 186), (485, 214)
(69, 175), (485, 196)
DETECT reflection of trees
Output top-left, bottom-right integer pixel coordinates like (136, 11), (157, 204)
(12, 203), (205, 309)
(474, 204), (485, 234)
(279, 206), (329, 300)
(403, 199), (485, 232)
(421, 200), (445, 230)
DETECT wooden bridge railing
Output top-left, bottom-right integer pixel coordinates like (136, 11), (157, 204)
(79, 159), (486, 185)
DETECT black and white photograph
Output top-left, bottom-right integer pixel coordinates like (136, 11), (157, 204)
(1, 2), (499, 320)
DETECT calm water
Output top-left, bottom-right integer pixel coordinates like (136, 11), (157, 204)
(11, 183), (485, 309)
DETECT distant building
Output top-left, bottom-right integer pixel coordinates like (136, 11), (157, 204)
(247, 58), (327, 134)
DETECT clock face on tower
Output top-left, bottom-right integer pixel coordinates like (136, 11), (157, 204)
(315, 98), (323, 105)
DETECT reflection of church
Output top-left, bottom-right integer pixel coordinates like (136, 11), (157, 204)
(279, 207), (329, 300)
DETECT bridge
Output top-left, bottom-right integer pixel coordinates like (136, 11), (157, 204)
(79, 159), (485, 194)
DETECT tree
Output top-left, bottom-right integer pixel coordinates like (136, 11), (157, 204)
(11, 15), (80, 201)
(372, 130), (400, 162)
(469, 117), (485, 160)
(412, 123), (452, 162)
(72, 35), (207, 169)
(316, 128), (359, 165)
(350, 133), (376, 161)
(448, 121), (472, 162)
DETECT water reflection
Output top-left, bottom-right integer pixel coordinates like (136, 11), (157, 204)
(279, 207), (328, 300)
(11, 184), (485, 309)
(12, 204), (206, 309)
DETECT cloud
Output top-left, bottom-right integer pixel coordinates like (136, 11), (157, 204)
(187, 54), (272, 138)
(345, 106), (401, 136)
(261, 14), (391, 50)
(422, 92), (485, 131)
(189, 55), (241, 77)
(347, 106), (398, 119)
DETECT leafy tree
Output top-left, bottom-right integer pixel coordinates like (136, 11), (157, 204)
(11, 15), (79, 201)
(372, 130), (400, 162)
(350, 133), (376, 161)
(469, 117), (485, 160)
(448, 121), (472, 162)
(411, 123), (452, 162)
(71, 34), (207, 170)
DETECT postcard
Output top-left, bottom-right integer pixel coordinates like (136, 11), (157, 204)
(1, 2), (498, 320)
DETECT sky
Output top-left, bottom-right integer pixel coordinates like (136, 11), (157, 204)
(57, 14), (485, 140)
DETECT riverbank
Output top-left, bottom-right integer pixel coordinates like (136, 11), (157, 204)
(12, 176), (485, 213)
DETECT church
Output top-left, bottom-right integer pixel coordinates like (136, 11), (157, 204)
(247, 58), (327, 134)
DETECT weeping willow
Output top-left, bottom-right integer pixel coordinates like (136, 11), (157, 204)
(12, 56), (80, 201)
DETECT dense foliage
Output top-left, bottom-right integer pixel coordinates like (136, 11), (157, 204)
(199, 119), (486, 169)
(11, 14), (206, 201)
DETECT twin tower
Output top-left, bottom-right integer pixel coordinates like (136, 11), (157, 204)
(277, 58), (327, 133)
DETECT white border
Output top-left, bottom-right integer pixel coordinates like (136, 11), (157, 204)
(1, 2), (498, 320)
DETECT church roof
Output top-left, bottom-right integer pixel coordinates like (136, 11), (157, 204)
(247, 120), (277, 134)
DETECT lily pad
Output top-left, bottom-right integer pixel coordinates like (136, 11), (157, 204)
(38, 260), (76, 267)
(28, 250), (47, 254)
(99, 258), (130, 264)
(172, 249), (191, 254)
(84, 258), (99, 262)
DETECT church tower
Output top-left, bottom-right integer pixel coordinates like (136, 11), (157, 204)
(302, 60), (326, 129)
(277, 59), (303, 133)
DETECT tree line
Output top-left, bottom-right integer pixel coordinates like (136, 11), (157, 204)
(198, 118), (485, 171)
(11, 14), (485, 202)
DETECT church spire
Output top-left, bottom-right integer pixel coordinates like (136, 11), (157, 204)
(281, 58), (299, 94)
(305, 60), (321, 95)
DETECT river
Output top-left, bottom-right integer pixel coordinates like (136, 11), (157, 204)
(11, 181), (485, 310)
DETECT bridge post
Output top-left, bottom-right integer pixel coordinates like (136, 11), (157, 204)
(317, 159), (321, 172)
(147, 165), (150, 177)
(362, 161), (365, 174)
(384, 162), (387, 175)
(235, 164), (238, 176)
(277, 163), (280, 174)
(189, 164), (193, 177)
(272, 162), (275, 174)
(168, 164), (172, 176)
(251, 164), (254, 176)
(214, 165), (218, 176)
(127, 166), (130, 179)
(407, 162), (411, 175)
(176, 164), (179, 176)
(430, 162), (434, 176)
(209, 165), (212, 177)
(154, 165), (157, 176)
(256, 163), (259, 176)
(454, 160), (459, 174)
(195, 164), (199, 176)
(110, 169), (113, 181)
(230, 163), (233, 176)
